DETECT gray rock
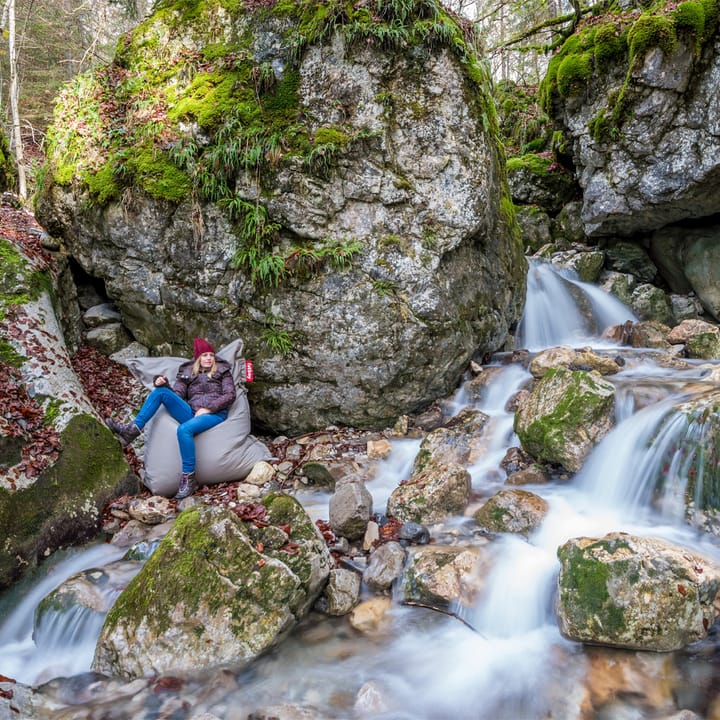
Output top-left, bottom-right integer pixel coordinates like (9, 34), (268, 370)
(82, 302), (122, 327)
(323, 568), (361, 615)
(557, 533), (720, 651)
(363, 541), (406, 591)
(35, 5), (527, 435)
(328, 479), (373, 541)
(514, 368), (615, 472)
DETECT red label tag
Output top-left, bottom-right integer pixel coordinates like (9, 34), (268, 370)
(245, 360), (254, 383)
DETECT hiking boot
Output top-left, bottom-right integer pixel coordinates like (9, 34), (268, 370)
(174, 472), (197, 500)
(105, 418), (141, 447)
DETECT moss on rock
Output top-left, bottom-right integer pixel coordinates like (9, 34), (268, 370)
(0, 414), (136, 590)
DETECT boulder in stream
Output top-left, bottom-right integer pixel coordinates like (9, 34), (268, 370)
(556, 533), (720, 652)
(93, 496), (332, 678)
(514, 368), (615, 472)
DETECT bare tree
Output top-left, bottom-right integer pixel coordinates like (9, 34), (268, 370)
(2, 0), (26, 198)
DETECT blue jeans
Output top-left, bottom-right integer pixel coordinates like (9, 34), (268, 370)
(134, 387), (227, 473)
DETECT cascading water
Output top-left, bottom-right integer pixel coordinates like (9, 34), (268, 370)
(516, 258), (637, 351)
(2, 257), (720, 718)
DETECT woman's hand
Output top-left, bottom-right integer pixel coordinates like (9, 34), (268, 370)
(195, 408), (211, 416)
(154, 375), (168, 387)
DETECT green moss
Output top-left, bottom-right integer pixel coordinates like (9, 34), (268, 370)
(0, 413), (134, 589)
(673, 0), (706, 49)
(628, 13), (677, 62)
(593, 23), (627, 68)
(125, 146), (192, 202)
(0, 238), (49, 313)
(505, 153), (554, 176)
(558, 541), (627, 635)
(556, 53), (593, 97)
(84, 163), (121, 205)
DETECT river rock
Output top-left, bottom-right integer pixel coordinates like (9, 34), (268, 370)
(529, 346), (621, 378)
(399, 544), (488, 610)
(630, 284), (674, 325)
(556, 533), (720, 651)
(93, 497), (331, 678)
(474, 488), (549, 535)
(127, 496), (176, 525)
(410, 408), (491, 470)
(363, 541), (407, 591)
(514, 368), (616, 472)
(386, 462), (471, 524)
(319, 568), (361, 616)
(35, 0), (527, 436)
(328, 478), (373, 541)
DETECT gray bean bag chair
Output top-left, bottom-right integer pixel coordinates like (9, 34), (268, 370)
(122, 339), (271, 497)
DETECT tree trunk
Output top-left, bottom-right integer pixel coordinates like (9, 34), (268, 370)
(7, 0), (26, 199)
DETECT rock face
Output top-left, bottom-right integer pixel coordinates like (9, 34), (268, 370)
(548, 16), (720, 318)
(35, 0), (527, 435)
(0, 229), (136, 591)
(557, 533), (720, 651)
(93, 497), (331, 678)
(552, 33), (720, 238)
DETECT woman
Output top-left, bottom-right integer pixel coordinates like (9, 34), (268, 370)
(106, 337), (237, 499)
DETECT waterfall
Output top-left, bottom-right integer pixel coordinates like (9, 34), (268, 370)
(516, 258), (636, 350)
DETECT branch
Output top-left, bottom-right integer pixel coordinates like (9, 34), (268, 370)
(494, 10), (579, 49)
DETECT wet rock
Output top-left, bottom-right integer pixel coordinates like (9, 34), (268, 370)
(529, 346), (621, 379)
(328, 478), (373, 541)
(354, 680), (392, 717)
(322, 568), (361, 616)
(630, 283), (674, 325)
(400, 544), (487, 610)
(363, 541), (406, 591)
(583, 648), (681, 719)
(505, 465), (549, 485)
(93, 499), (332, 678)
(398, 522), (430, 546)
(109, 518), (175, 548)
(386, 462), (471, 524)
(557, 533), (720, 651)
(349, 596), (393, 636)
(411, 407), (491, 469)
(248, 704), (325, 720)
(474, 489), (549, 535)
(35, 560), (142, 624)
(366, 439), (392, 459)
(603, 320), (672, 349)
(514, 368), (615, 472)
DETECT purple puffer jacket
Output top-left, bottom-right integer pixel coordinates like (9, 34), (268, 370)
(172, 358), (236, 414)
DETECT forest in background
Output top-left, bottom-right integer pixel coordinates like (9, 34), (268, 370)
(0, 0), (575, 199)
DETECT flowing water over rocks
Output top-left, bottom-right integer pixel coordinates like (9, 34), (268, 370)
(3, 261), (720, 719)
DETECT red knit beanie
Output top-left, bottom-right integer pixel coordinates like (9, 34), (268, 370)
(193, 337), (215, 359)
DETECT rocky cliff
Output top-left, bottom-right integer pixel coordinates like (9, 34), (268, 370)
(35, 0), (527, 434)
(544, 0), (720, 319)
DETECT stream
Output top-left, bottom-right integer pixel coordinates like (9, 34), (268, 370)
(2, 258), (720, 719)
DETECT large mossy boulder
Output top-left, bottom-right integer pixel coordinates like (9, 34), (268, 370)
(544, 5), (720, 239)
(92, 496), (332, 678)
(35, 0), (527, 435)
(557, 533), (720, 651)
(514, 368), (615, 472)
(0, 233), (136, 591)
